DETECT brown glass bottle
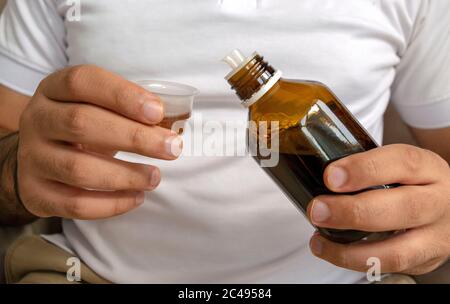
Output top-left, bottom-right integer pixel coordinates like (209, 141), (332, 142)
(223, 50), (393, 243)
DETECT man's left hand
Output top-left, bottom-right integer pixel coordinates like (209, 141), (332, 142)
(307, 144), (450, 275)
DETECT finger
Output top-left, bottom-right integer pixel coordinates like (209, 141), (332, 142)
(307, 186), (446, 231)
(309, 228), (446, 274)
(33, 99), (182, 160)
(31, 141), (161, 191)
(38, 65), (164, 125)
(28, 179), (146, 220)
(324, 144), (447, 193)
(405, 257), (448, 276)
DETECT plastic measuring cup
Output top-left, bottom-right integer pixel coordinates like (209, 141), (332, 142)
(136, 80), (199, 134)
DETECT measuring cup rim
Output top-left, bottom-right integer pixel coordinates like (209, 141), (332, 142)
(135, 80), (199, 97)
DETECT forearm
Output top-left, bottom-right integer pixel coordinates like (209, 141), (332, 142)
(0, 131), (37, 226)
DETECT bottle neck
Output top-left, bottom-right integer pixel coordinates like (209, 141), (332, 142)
(226, 54), (282, 108)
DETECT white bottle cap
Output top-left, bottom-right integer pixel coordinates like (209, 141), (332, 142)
(222, 49), (246, 69)
(222, 49), (257, 80)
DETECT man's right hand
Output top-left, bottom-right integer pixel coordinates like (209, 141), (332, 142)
(17, 65), (182, 220)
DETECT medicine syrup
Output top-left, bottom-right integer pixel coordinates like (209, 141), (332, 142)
(159, 112), (191, 134)
(223, 50), (394, 243)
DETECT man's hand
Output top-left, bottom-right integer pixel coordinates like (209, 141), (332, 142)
(16, 65), (182, 220)
(307, 144), (450, 275)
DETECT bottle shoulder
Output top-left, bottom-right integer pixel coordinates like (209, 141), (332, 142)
(278, 78), (333, 95)
(253, 78), (336, 109)
(281, 78), (325, 87)
(249, 77), (341, 128)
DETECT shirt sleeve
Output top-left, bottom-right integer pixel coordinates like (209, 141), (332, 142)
(391, 0), (450, 129)
(0, 0), (67, 96)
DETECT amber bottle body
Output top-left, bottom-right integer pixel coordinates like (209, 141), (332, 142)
(227, 54), (391, 243)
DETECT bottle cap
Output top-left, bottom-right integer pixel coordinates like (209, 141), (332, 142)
(222, 49), (257, 80)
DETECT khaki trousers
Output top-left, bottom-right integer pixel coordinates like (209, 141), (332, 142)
(4, 235), (417, 284)
(4, 235), (109, 284)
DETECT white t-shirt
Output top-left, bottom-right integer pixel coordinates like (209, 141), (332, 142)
(0, 0), (449, 283)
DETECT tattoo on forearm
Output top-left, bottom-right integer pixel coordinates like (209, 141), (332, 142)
(0, 132), (37, 226)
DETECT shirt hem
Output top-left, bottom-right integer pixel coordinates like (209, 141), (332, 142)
(394, 96), (450, 129)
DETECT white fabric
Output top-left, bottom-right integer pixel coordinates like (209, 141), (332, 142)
(0, 0), (449, 283)
(390, 0), (450, 128)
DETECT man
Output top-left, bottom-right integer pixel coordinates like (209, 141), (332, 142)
(0, 0), (449, 284)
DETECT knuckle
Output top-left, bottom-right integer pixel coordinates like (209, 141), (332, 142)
(36, 76), (54, 95)
(36, 77), (48, 93)
(129, 126), (148, 151)
(65, 106), (88, 136)
(64, 65), (90, 93)
(347, 200), (365, 228)
(64, 156), (86, 183)
(66, 197), (88, 218)
(365, 158), (380, 180)
(401, 145), (423, 174)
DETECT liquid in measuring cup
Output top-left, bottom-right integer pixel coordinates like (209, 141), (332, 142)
(158, 112), (192, 134)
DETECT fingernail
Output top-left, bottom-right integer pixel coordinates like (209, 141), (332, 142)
(149, 168), (161, 189)
(327, 166), (348, 189)
(136, 192), (145, 206)
(143, 100), (163, 123)
(165, 135), (183, 158)
(310, 237), (323, 256)
(312, 200), (331, 223)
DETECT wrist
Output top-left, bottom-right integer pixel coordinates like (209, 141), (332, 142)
(0, 132), (37, 226)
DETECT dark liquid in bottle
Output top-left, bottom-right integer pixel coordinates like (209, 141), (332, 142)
(250, 80), (391, 243)
(258, 133), (373, 244)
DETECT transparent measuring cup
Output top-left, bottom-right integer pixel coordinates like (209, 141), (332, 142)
(136, 80), (199, 134)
